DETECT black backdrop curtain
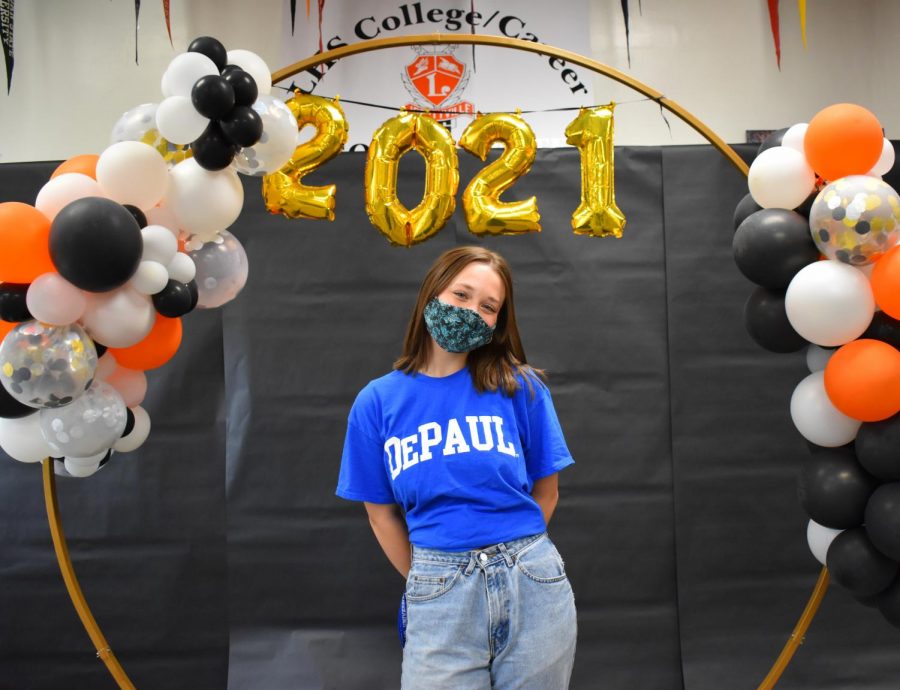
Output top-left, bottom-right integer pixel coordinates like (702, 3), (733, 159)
(0, 145), (898, 689)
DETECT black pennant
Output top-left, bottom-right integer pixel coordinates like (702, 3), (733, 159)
(620, 0), (631, 67)
(290, 0), (297, 35)
(134, 0), (141, 64)
(0, 0), (13, 93)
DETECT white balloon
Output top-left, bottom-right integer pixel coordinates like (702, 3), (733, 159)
(790, 371), (862, 447)
(748, 146), (816, 210)
(167, 252), (196, 283)
(164, 52), (218, 98)
(141, 224), (179, 265)
(96, 141), (169, 211)
(95, 351), (118, 380)
(226, 49), (271, 95)
(130, 261), (170, 295)
(113, 406), (151, 453)
(145, 204), (180, 234)
(785, 261), (875, 346)
(64, 452), (105, 478)
(26, 273), (86, 325)
(81, 287), (156, 348)
(805, 344), (834, 373)
(869, 138), (896, 177)
(781, 123), (808, 153)
(165, 158), (244, 241)
(35, 174), (106, 221)
(233, 96), (299, 176)
(807, 519), (843, 566)
(156, 96), (209, 145)
(161, 68), (175, 98)
(0, 413), (56, 463)
(105, 365), (147, 407)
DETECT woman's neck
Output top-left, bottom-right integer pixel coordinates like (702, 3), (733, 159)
(419, 339), (468, 377)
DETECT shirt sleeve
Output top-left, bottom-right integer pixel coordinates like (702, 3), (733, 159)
(336, 387), (396, 504)
(522, 378), (575, 482)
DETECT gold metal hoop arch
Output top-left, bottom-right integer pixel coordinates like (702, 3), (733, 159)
(44, 34), (826, 690)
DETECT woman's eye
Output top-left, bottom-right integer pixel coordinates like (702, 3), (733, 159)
(482, 304), (496, 313)
(453, 291), (467, 299)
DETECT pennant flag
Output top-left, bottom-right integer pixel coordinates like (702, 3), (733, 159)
(469, 0), (477, 72)
(290, 0), (297, 35)
(620, 0), (632, 67)
(0, 0), (13, 93)
(767, 0), (781, 69)
(163, 0), (173, 46)
(798, 0), (807, 49)
(317, 0), (325, 52)
(134, 0), (141, 64)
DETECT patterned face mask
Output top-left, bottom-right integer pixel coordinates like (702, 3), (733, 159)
(423, 298), (496, 353)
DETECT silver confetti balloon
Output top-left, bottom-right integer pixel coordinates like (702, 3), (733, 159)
(810, 175), (900, 265)
(110, 102), (191, 167)
(188, 231), (249, 308)
(0, 321), (98, 408)
(39, 381), (126, 458)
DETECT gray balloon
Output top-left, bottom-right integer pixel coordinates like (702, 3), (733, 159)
(39, 381), (126, 458)
(0, 321), (98, 408)
(188, 230), (249, 308)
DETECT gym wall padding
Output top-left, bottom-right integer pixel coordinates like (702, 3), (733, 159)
(1, 145), (898, 690)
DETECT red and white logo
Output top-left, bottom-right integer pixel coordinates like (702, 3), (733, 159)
(402, 46), (473, 119)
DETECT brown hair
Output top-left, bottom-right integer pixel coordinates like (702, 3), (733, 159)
(393, 246), (545, 396)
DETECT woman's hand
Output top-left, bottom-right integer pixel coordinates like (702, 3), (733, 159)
(364, 502), (412, 578)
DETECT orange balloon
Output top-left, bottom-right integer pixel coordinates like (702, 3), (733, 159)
(804, 104), (883, 181)
(51, 154), (100, 180)
(0, 320), (15, 343)
(0, 202), (55, 283)
(108, 316), (182, 370)
(872, 245), (900, 320)
(824, 339), (900, 422)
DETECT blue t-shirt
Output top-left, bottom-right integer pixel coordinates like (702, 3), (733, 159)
(336, 366), (574, 550)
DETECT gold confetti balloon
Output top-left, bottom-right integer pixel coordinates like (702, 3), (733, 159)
(0, 322), (98, 408)
(810, 175), (900, 265)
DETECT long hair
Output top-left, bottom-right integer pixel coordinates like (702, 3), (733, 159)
(393, 246), (544, 396)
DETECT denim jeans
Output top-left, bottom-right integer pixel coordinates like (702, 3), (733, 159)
(401, 532), (577, 689)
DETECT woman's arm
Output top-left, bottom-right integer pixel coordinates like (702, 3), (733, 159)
(364, 502), (412, 578)
(531, 473), (560, 525)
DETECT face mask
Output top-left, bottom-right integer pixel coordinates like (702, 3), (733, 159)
(423, 298), (496, 353)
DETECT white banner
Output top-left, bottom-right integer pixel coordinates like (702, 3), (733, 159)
(277, 0), (594, 148)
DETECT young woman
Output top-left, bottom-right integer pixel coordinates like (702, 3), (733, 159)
(337, 245), (577, 689)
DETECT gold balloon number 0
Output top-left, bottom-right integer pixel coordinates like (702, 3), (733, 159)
(265, 93), (624, 246)
(262, 93), (349, 220)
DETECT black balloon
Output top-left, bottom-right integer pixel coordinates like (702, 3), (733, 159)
(0, 382), (35, 419)
(191, 75), (235, 119)
(122, 408), (135, 437)
(152, 279), (196, 318)
(94, 342), (108, 358)
(827, 527), (899, 596)
(224, 69), (258, 107)
(743, 287), (807, 353)
(861, 312), (900, 350)
(97, 449), (113, 469)
(795, 191), (817, 220)
(220, 106), (263, 147)
(798, 444), (877, 528)
(187, 36), (227, 72)
(0, 283), (32, 322)
(857, 414), (900, 480)
(756, 127), (788, 157)
(733, 192), (762, 231)
(186, 279), (199, 311)
(733, 209), (819, 289)
(49, 198), (143, 292)
(191, 122), (237, 171)
(122, 204), (147, 229)
(877, 575), (900, 628)
(866, 483), (900, 561)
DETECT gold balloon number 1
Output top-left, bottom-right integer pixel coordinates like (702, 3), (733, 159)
(264, 93), (625, 246)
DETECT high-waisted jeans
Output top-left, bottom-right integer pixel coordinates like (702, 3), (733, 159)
(401, 532), (577, 689)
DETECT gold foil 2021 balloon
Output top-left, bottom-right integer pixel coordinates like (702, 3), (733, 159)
(565, 104), (626, 238)
(809, 175), (900, 265)
(262, 92), (349, 220)
(458, 112), (541, 236)
(365, 111), (459, 246)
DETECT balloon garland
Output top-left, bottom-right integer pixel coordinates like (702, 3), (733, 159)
(734, 103), (900, 628)
(0, 37), (294, 479)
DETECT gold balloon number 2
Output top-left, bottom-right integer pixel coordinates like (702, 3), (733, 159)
(265, 93), (624, 246)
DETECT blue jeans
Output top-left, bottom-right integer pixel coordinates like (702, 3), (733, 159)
(401, 532), (577, 689)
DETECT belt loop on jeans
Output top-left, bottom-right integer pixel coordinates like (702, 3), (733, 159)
(464, 553), (477, 575)
(498, 542), (514, 567)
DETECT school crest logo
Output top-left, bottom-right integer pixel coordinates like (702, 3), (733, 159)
(402, 45), (474, 119)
